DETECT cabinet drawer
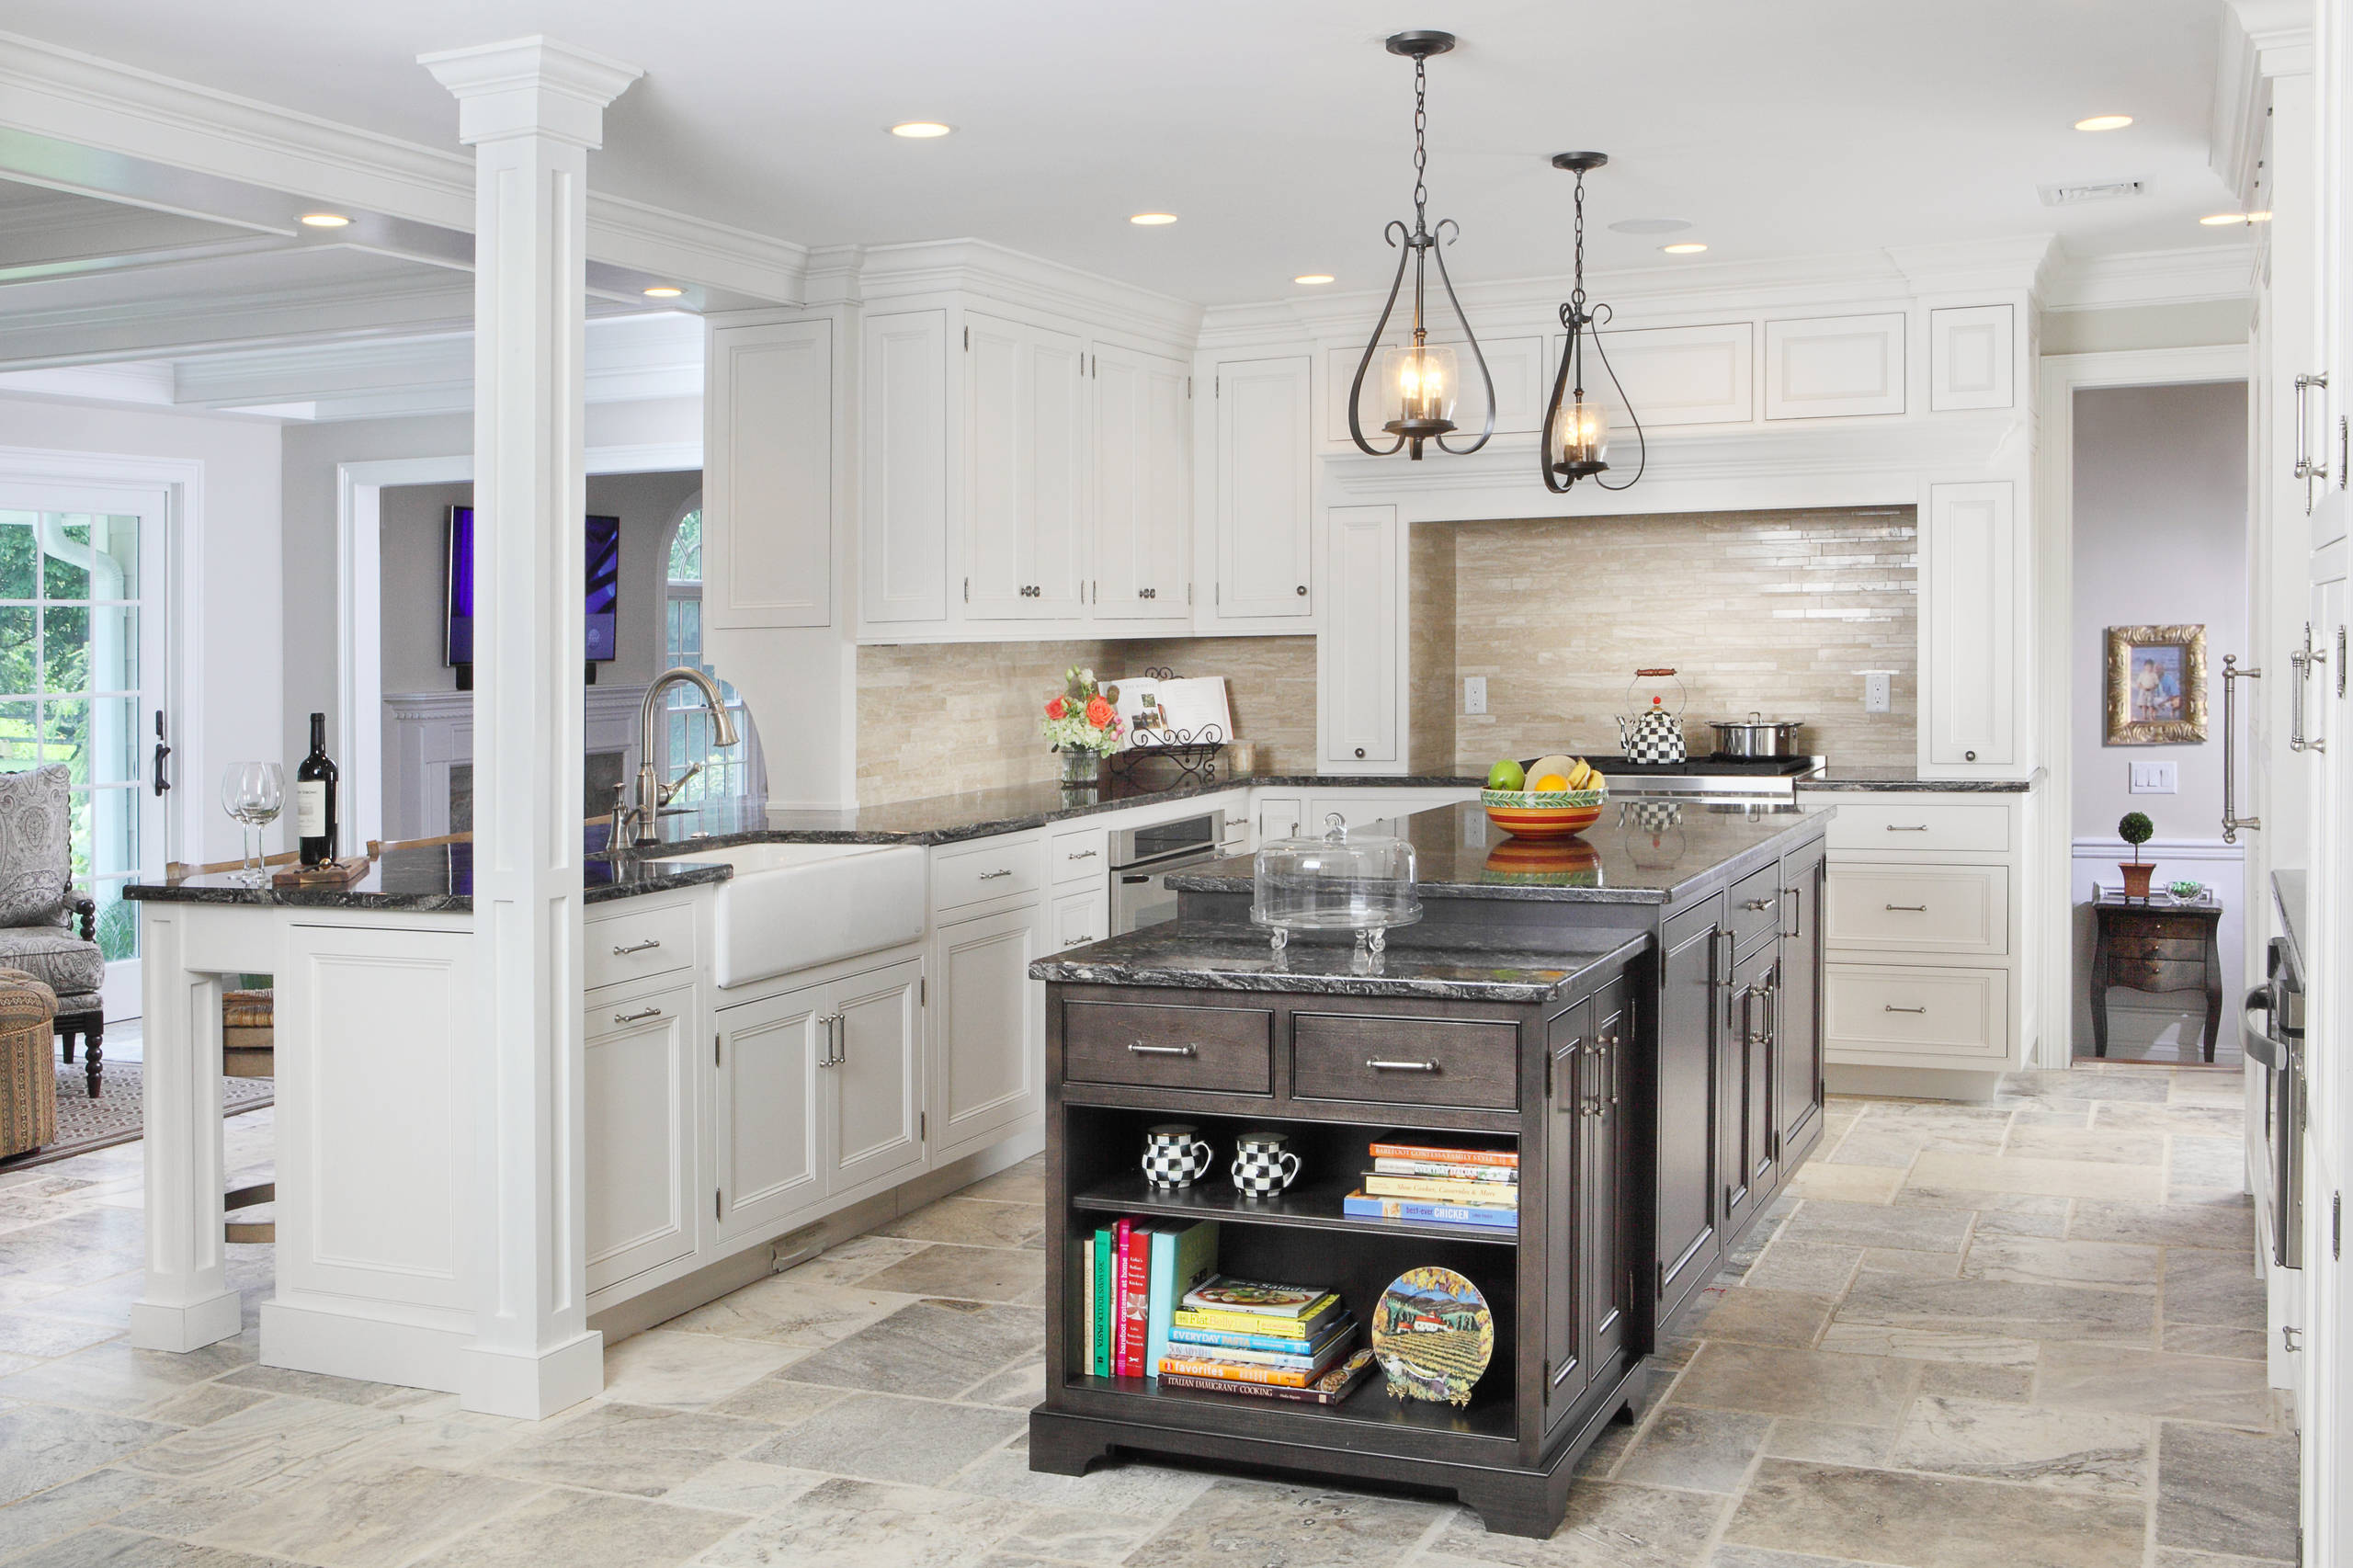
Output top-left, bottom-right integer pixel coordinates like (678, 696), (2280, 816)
(1049, 887), (1109, 952)
(585, 901), (696, 991)
(1824, 800), (2011, 854)
(1825, 963), (2008, 1062)
(1063, 1000), (1273, 1094)
(932, 835), (1045, 912)
(2101, 935), (2207, 963)
(1825, 864), (2007, 955)
(1727, 864), (1784, 951)
(1049, 824), (1109, 886)
(2100, 914), (2206, 945)
(2103, 957), (2211, 994)
(1290, 1014), (1519, 1109)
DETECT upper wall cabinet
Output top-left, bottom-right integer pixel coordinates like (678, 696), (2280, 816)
(1323, 335), (1546, 445)
(1922, 480), (2018, 769)
(1552, 321), (1756, 428)
(1928, 305), (2015, 412)
(859, 310), (951, 626)
(1092, 343), (1191, 621)
(1763, 312), (1906, 420)
(1321, 504), (1400, 767)
(1214, 354), (1314, 620)
(965, 312), (1085, 620)
(708, 318), (834, 630)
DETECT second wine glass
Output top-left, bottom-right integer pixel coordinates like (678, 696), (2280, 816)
(220, 763), (284, 887)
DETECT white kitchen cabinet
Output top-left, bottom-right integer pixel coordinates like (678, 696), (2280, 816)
(1553, 321), (1756, 428)
(584, 981), (700, 1293)
(1092, 342), (1191, 620)
(859, 309), (952, 626)
(929, 900), (1044, 1162)
(707, 318), (835, 630)
(966, 312), (1086, 620)
(824, 959), (926, 1196)
(714, 981), (825, 1243)
(1928, 305), (2014, 412)
(1322, 505), (1401, 767)
(1764, 312), (1907, 419)
(1049, 885), (1110, 953)
(1214, 355), (1314, 619)
(1257, 795), (1304, 842)
(1922, 480), (2018, 769)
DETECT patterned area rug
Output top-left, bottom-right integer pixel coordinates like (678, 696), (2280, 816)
(0, 1061), (272, 1174)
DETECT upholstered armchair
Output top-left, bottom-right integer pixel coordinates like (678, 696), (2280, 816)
(0, 765), (106, 1097)
(0, 968), (58, 1158)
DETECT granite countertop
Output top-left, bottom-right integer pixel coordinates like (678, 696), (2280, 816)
(1798, 766), (2037, 793)
(1031, 921), (1651, 1003)
(124, 831), (733, 912)
(1166, 799), (1835, 907)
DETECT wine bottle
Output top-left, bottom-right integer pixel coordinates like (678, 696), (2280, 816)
(296, 711), (339, 867)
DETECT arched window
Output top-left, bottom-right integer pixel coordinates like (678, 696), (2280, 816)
(661, 507), (759, 802)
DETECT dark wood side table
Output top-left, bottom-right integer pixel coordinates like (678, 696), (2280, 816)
(2088, 892), (2223, 1061)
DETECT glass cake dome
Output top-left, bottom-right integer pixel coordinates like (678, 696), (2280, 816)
(1251, 813), (1423, 954)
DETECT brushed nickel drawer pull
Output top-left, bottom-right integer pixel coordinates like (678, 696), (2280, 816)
(978, 869), (1015, 881)
(612, 1006), (664, 1024)
(1127, 1041), (1196, 1057)
(1884, 824), (1929, 832)
(1066, 848), (1099, 860)
(1367, 1058), (1440, 1073)
(1744, 898), (1776, 913)
(611, 937), (663, 955)
(1883, 903), (1928, 912)
(1883, 1003), (1927, 1014)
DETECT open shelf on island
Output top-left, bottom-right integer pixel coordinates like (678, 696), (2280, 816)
(1071, 1169), (1518, 1245)
(1064, 1365), (1520, 1443)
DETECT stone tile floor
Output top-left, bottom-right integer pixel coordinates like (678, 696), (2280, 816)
(0, 1063), (2298, 1567)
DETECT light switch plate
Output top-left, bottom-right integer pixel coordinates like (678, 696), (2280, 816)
(2129, 760), (2178, 794)
(1862, 672), (1892, 713)
(1464, 676), (1488, 715)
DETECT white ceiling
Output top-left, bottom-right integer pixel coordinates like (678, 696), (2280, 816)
(0, 0), (2249, 307)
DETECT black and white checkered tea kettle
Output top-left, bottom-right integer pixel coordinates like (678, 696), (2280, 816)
(1615, 668), (1688, 766)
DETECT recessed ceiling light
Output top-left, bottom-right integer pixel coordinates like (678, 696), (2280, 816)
(299, 212), (350, 228)
(1660, 242), (1709, 255)
(2248, 210), (2275, 222)
(643, 286), (685, 298)
(1130, 212), (1177, 226)
(1294, 274), (1336, 285)
(2200, 210), (2268, 225)
(2075, 114), (2133, 131)
(890, 121), (953, 138)
(1609, 218), (1691, 235)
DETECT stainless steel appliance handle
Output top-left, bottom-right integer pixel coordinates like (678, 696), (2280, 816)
(2222, 654), (2261, 843)
(2244, 985), (2289, 1071)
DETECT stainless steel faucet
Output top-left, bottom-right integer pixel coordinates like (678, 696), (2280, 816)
(618, 666), (741, 846)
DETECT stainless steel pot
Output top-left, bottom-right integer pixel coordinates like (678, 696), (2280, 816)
(1709, 711), (1805, 758)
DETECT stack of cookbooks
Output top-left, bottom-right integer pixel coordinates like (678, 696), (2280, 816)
(1341, 1133), (1519, 1233)
(1154, 1276), (1375, 1405)
(1079, 1217), (1223, 1381)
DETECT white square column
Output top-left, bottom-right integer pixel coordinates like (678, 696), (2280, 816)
(420, 35), (641, 1420)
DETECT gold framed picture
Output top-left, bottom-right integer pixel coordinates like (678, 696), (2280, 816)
(2105, 624), (2207, 744)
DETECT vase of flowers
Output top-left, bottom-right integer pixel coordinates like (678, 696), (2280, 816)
(2117, 811), (2155, 899)
(1042, 667), (1124, 791)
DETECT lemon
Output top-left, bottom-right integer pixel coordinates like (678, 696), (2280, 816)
(1486, 758), (1526, 790)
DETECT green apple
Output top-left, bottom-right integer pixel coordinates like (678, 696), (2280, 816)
(1486, 758), (1526, 790)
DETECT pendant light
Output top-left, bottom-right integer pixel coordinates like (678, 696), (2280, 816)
(1347, 30), (1495, 461)
(1540, 153), (1647, 494)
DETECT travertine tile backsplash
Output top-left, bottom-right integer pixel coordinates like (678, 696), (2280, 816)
(1447, 506), (1918, 770)
(856, 635), (1317, 804)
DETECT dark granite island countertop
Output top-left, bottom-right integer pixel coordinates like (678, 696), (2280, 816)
(124, 833), (733, 913)
(1798, 766), (2038, 792)
(1166, 799), (1836, 908)
(1033, 921), (1649, 1004)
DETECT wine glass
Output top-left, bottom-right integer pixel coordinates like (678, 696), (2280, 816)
(220, 763), (284, 887)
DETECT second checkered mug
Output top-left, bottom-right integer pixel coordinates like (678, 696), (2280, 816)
(1231, 1129), (1302, 1198)
(1141, 1124), (1213, 1188)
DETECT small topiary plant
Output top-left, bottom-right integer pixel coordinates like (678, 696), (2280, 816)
(2118, 812), (2154, 866)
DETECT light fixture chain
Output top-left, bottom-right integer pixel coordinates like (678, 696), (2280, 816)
(1412, 55), (1428, 232)
(1571, 172), (1587, 312)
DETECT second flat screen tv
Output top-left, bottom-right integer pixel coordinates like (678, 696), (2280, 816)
(445, 506), (620, 666)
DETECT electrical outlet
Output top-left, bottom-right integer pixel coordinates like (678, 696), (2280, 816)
(1862, 672), (1892, 713)
(1464, 676), (1488, 715)
(2129, 760), (2178, 794)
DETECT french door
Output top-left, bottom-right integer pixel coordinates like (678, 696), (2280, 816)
(0, 484), (169, 1019)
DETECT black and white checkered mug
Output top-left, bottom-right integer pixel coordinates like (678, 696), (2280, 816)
(1141, 1124), (1213, 1188)
(1231, 1130), (1302, 1198)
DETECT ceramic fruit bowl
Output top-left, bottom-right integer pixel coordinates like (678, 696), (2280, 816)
(1479, 837), (1602, 885)
(1481, 787), (1607, 841)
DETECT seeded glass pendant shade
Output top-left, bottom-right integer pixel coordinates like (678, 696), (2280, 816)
(1540, 153), (1647, 494)
(1346, 31), (1495, 461)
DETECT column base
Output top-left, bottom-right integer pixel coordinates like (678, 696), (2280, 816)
(261, 1298), (470, 1393)
(129, 1290), (243, 1354)
(460, 1330), (605, 1419)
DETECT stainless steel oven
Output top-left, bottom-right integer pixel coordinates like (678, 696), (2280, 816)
(1109, 809), (1226, 935)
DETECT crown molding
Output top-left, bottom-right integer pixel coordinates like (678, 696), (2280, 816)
(0, 359), (176, 407)
(857, 237), (1203, 351)
(2039, 244), (2258, 312)
(2213, 1), (2312, 203)
(416, 36), (642, 150)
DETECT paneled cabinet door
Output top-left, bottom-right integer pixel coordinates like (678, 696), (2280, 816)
(708, 318), (834, 630)
(1544, 996), (1593, 1427)
(1582, 978), (1631, 1387)
(1721, 941), (1778, 1233)
(825, 960), (926, 1196)
(714, 983), (825, 1243)
(1049, 886), (1110, 954)
(859, 308), (950, 625)
(1322, 506), (1400, 767)
(1215, 356), (1313, 619)
(1654, 901), (1722, 1328)
(585, 983), (701, 1293)
(930, 902), (1044, 1162)
(1923, 481), (2018, 767)
(966, 312), (1086, 620)
(1093, 344), (1190, 619)
(1777, 846), (1826, 1155)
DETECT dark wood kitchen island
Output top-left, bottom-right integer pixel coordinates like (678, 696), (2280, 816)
(1025, 799), (1832, 1539)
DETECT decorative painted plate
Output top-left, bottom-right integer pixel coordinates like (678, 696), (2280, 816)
(1371, 1266), (1495, 1407)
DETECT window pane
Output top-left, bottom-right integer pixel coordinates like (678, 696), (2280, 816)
(40, 604), (89, 692)
(92, 878), (137, 962)
(66, 787), (90, 885)
(85, 786), (137, 878)
(666, 509), (701, 583)
(43, 697), (86, 776)
(0, 607), (32, 694)
(0, 700), (35, 770)
(85, 699), (138, 785)
(84, 607), (138, 693)
(40, 518), (89, 601)
(0, 518), (30, 599)
(89, 514), (139, 600)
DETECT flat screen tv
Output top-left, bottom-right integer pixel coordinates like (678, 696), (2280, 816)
(445, 506), (620, 667)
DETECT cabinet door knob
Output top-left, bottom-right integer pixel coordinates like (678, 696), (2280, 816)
(1295, 584), (1309, 596)
(1355, 747), (1367, 759)
(1964, 750), (1977, 761)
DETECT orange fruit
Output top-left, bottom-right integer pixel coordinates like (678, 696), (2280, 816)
(1533, 774), (1570, 792)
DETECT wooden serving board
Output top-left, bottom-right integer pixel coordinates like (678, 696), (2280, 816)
(270, 857), (371, 888)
